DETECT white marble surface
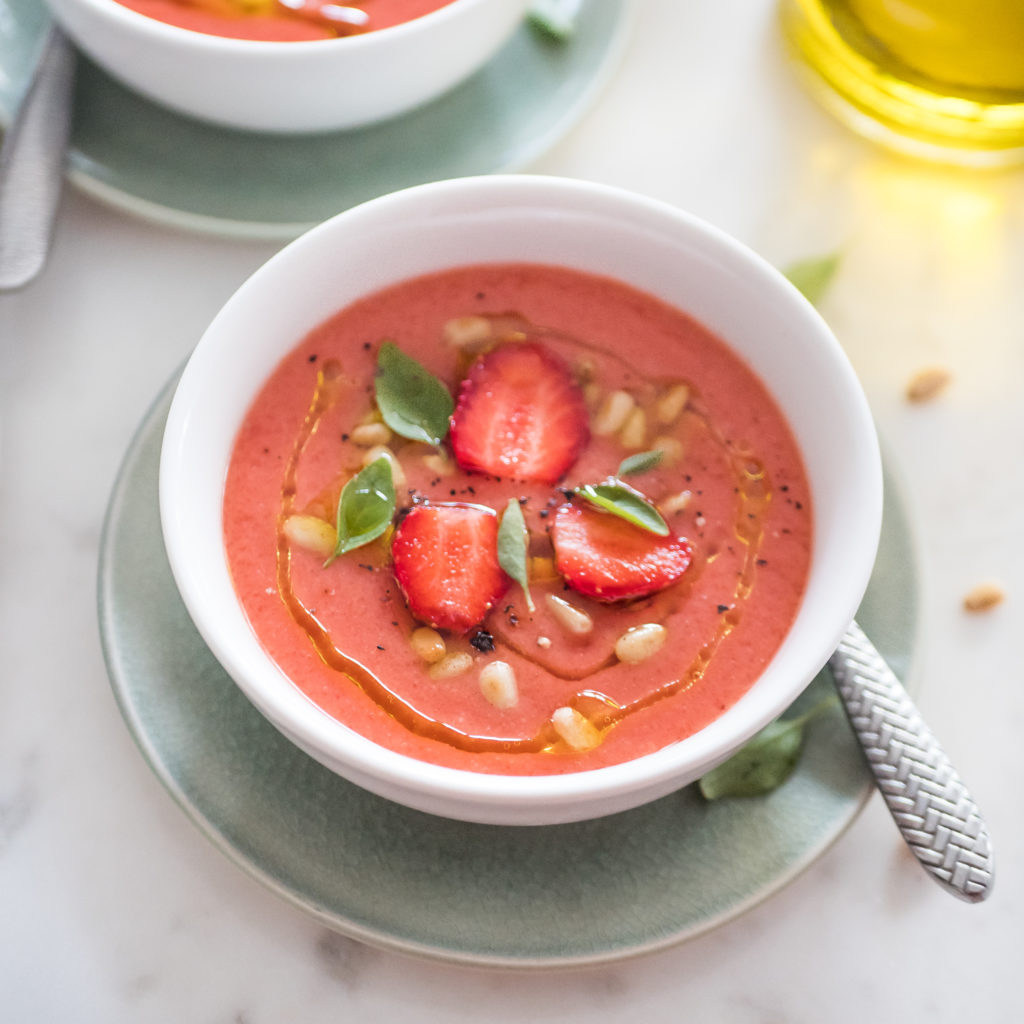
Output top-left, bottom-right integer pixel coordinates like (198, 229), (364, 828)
(2, 0), (1021, 1019)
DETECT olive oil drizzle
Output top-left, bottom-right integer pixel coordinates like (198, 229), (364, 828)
(276, 360), (548, 754)
(273, 333), (777, 758)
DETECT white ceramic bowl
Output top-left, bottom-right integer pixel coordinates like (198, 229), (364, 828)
(46, 0), (530, 132)
(160, 175), (883, 825)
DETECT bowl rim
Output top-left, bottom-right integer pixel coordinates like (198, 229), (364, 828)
(54, 0), (500, 53)
(159, 174), (883, 819)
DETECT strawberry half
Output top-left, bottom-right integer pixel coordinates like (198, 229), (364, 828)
(391, 503), (508, 633)
(550, 502), (693, 602)
(449, 342), (589, 484)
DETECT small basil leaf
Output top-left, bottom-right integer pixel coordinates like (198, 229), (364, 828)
(617, 449), (664, 478)
(784, 252), (841, 306)
(527, 0), (582, 41)
(497, 498), (535, 612)
(576, 481), (669, 536)
(374, 341), (454, 448)
(326, 456), (396, 565)
(698, 717), (805, 800)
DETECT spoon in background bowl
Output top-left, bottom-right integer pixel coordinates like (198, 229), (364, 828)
(0, 24), (76, 291)
(829, 620), (994, 902)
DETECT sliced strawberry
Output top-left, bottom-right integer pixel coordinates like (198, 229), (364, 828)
(391, 503), (508, 633)
(449, 342), (589, 484)
(550, 502), (693, 602)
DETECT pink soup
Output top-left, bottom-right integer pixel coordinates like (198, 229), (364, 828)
(223, 264), (813, 775)
(114, 0), (457, 42)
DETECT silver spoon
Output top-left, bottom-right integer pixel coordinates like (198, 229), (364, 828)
(829, 620), (994, 902)
(0, 24), (76, 291)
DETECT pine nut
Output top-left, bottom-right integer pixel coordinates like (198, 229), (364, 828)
(479, 661), (519, 708)
(363, 445), (406, 487)
(592, 390), (635, 436)
(614, 623), (667, 664)
(410, 626), (446, 664)
(550, 707), (601, 751)
(443, 316), (492, 348)
(545, 594), (593, 636)
(537, 636), (552, 649)
(652, 435), (683, 464)
(655, 383), (690, 424)
(661, 489), (692, 515)
(963, 582), (1005, 612)
(422, 451), (455, 477)
(282, 514), (337, 558)
(619, 407), (647, 449)
(906, 365), (952, 403)
(429, 651), (474, 679)
(350, 422), (392, 447)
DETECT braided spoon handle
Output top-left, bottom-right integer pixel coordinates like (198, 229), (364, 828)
(828, 621), (994, 902)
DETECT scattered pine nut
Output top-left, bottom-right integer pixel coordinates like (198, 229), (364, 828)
(537, 636), (552, 649)
(655, 383), (690, 424)
(546, 594), (594, 635)
(661, 489), (692, 515)
(443, 316), (492, 348)
(593, 390), (635, 436)
(362, 445), (406, 487)
(550, 707), (602, 751)
(620, 407), (647, 449)
(479, 661), (519, 708)
(963, 582), (1005, 612)
(429, 651), (474, 679)
(906, 366), (952, 403)
(349, 422), (393, 447)
(282, 514), (337, 558)
(614, 623), (667, 664)
(422, 451), (455, 477)
(652, 435), (683, 464)
(410, 626), (447, 664)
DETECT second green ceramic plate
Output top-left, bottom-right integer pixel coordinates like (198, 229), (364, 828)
(0, 0), (630, 237)
(97, 374), (918, 968)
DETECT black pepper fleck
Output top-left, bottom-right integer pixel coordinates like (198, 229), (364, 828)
(470, 630), (495, 653)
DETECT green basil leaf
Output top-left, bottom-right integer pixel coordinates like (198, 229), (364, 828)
(374, 341), (454, 448)
(783, 252), (841, 306)
(497, 498), (535, 612)
(617, 449), (664, 478)
(527, 0), (582, 41)
(326, 456), (396, 565)
(576, 481), (669, 536)
(697, 717), (806, 800)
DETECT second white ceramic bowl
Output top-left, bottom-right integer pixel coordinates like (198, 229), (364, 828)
(47, 0), (530, 132)
(160, 174), (883, 824)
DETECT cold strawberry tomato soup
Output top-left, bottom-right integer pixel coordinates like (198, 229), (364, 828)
(223, 263), (813, 775)
(114, 0), (455, 42)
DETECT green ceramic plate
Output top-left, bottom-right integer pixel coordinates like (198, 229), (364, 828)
(0, 0), (630, 238)
(97, 375), (918, 968)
